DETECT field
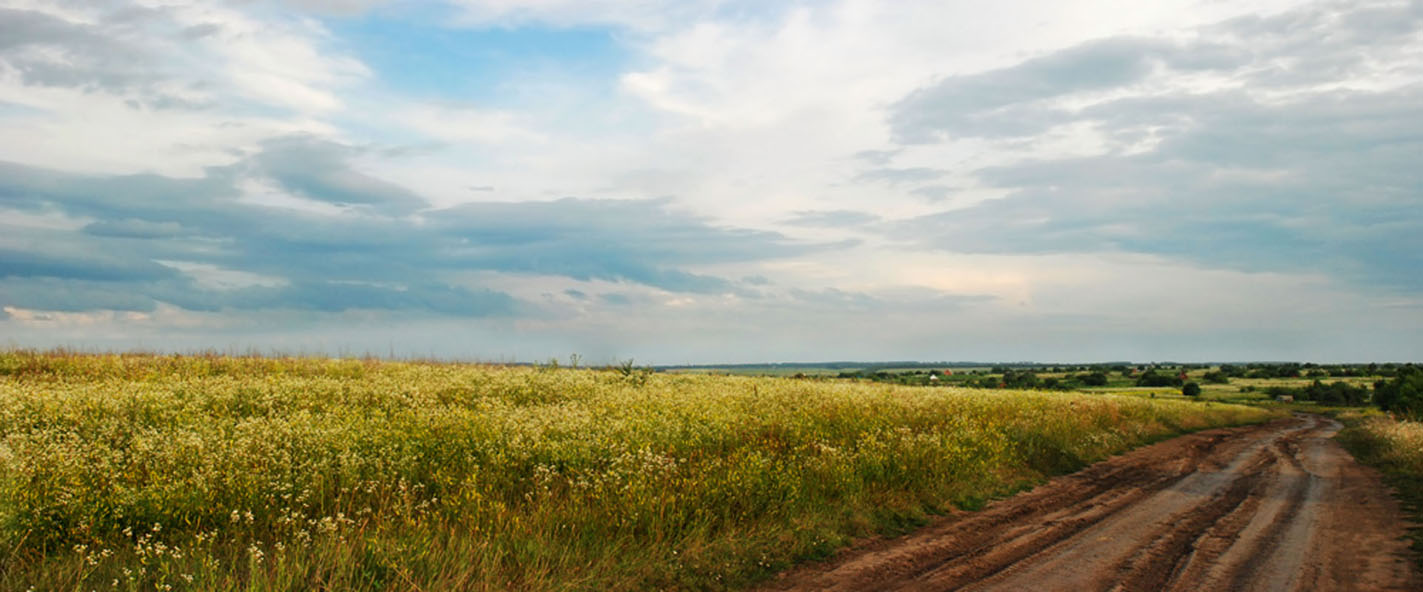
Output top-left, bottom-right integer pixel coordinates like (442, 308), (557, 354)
(698, 362), (1395, 406)
(0, 352), (1276, 591)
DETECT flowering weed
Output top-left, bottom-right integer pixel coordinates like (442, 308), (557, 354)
(0, 351), (1274, 591)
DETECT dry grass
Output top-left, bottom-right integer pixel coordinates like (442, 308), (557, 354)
(1336, 411), (1423, 569)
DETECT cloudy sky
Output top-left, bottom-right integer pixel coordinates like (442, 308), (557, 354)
(1, 0), (1420, 363)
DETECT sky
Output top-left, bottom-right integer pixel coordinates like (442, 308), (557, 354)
(1, 0), (1421, 364)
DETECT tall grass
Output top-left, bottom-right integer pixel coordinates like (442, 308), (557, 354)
(1336, 412), (1423, 569)
(0, 351), (1274, 591)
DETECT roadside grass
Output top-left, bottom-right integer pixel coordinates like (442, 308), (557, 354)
(1332, 411), (1423, 571)
(0, 351), (1276, 591)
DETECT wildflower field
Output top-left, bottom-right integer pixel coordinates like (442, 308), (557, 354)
(0, 352), (1275, 591)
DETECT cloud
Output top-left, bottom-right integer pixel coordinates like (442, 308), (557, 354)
(782, 210), (880, 227)
(215, 281), (517, 316)
(429, 197), (827, 292)
(788, 287), (879, 309)
(887, 0), (1423, 293)
(0, 135), (831, 316)
(889, 37), (1182, 143)
(0, 277), (160, 313)
(0, 7), (161, 97)
(741, 275), (771, 286)
(250, 135), (426, 214)
(0, 275), (517, 317)
(853, 167), (947, 185)
(0, 246), (180, 282)
(599, 292), (632, 305)
(853, 149), (901, 166)
(889, 1), (1423, 144)
(908, 185), (954, 202)
(267, 0), (392, 16)
(0, 2), (369, 119)
(83, 219), (194, 239)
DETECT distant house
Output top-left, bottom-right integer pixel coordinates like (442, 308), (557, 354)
(942, 369), (954, 376)
(929, 374), (939, 381)
(1276, 395), (1294, 403)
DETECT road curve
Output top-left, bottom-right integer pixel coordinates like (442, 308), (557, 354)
(759, 414), (1419, 592)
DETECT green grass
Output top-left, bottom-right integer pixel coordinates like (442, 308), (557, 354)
(0, 351), (1277, 591)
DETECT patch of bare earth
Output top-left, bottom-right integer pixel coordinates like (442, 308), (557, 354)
(759, 414), (1419, 592)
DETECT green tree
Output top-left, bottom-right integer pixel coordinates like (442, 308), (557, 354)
(1182, 382), (1202, 397)
(1375, 366), (1423, 418)
(1137, 369), (1183, 387)
(1079, 372), (1109, 387)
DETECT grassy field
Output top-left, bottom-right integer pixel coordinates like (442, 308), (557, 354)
(0, 352), (1276, 591)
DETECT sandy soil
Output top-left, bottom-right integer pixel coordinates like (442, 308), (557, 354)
(759, 414), (1419, 592)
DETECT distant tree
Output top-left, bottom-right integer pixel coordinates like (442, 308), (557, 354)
(1261, 380), (1370, 406)
(1079, 372), (1109, 387)
(1202, 371), (1230, 384)
(1307, 380), (1369, 406)
(1137, 369), (1183, 388)
(1001, 369), (1040, 389)
(1375, 366), (1423, 418)
(1182, 382), (1202, 397)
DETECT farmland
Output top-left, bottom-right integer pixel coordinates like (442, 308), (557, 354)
(679, 361), (1406, 406)
(0, 351), (1273, 591)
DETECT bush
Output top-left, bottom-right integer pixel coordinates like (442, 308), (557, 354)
(1182, 382), (1201, 397)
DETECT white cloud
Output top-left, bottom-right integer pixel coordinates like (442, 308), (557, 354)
(0, 1), (368, 176)
(394, 103), (542, 145)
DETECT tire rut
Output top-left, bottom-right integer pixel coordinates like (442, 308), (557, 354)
(759, 414), (1420, 592)
(1105, 453), (1270, 591)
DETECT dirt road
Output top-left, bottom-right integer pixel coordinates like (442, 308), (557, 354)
(761, 414), (1419, 591)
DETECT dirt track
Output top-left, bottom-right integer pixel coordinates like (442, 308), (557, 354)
(761, 414), (1419, 591)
